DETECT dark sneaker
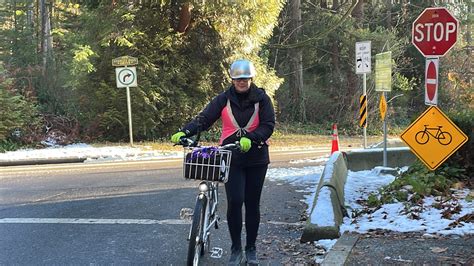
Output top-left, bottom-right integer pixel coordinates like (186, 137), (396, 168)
(228, 248), (243, 265)
(245, 246), (259, 265)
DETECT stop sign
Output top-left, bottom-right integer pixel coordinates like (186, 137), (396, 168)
(412, 7), (459, 57)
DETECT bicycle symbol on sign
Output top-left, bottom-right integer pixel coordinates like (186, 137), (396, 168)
(415, 125), (452, 145)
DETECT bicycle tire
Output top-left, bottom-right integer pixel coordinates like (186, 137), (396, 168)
(187, 196), (207, 266)
(415, 131), (429, 145)
(438, 131), (452, 145)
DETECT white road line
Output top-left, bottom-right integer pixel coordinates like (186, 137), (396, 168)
(0, 218), (303, 226)
(266, 221), (304, 226)
(0, 218), (190, 225)
(1, 159), (183, 172)
(272, 150), (328, 155)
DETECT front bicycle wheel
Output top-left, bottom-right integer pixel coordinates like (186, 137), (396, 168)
(187, 196), (207, 266)
(415, 131), (429, 144)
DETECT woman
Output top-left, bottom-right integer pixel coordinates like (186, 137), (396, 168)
(171, 59), (275, 265)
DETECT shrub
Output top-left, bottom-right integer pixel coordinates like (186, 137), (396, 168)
(0, 63), (40, 145)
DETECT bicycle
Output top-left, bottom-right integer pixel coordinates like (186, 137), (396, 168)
(415, 125), (452, 145)
(177, 137), (240, 266)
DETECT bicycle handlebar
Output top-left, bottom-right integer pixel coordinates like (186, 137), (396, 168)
(176, 137), (197, 147)
(220, 142), (240, 150)
(176, 137), (241, 151)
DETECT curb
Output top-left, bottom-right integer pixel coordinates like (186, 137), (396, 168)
(321, 233), (359, 265)
(0, 157), (87, 167)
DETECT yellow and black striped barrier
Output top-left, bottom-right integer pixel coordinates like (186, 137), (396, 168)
(359, 94), (367, 128)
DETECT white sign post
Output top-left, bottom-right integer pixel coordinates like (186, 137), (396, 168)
(356, 41), (371, 148)
(115, 66), (138, 146)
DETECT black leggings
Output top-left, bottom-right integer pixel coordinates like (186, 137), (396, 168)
(224, 164), (267, 250)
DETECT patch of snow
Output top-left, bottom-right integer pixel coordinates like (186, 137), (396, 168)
(311, 187), (335, 226)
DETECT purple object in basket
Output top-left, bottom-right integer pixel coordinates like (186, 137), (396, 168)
(188, 146), (219, 161)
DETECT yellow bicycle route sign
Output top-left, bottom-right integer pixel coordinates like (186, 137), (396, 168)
(400, 106), (468, 170)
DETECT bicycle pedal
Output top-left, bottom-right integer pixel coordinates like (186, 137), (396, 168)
(214, 216), (220, 229)
(210, 247), (223, 258)
(179, 207), (193, 221)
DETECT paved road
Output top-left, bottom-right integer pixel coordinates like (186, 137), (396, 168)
(0, 149), (327, 264)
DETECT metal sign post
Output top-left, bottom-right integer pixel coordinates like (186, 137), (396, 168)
(114, 57), (138, 147)
(363, 73), (367, 148)
(379, 93), (388, 166)
(382, 92), (388, 167)
(126, 85), (133, 146)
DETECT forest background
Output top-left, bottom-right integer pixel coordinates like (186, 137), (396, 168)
(0, 0), (472, 151)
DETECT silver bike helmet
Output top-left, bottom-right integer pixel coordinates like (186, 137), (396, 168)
(229, 59), (256, 79)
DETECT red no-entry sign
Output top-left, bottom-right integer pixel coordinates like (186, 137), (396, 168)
(412, 7), (459, 57)
(425, 58), (438, 105)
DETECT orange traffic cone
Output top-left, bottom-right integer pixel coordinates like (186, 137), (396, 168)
(331, 123), (340, 154)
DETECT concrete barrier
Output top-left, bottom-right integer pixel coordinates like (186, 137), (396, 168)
(346, 147), (416, 171)
(301, 151), (348, 242)
(301, 147), (416, 242)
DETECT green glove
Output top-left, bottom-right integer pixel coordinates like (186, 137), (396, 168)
(240, 137), (252, 152)
(171, 131), (186, 144)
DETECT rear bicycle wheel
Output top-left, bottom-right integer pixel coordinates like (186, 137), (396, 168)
(187, 196), (207, 266)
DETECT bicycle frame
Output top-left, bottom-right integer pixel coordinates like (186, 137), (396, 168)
(187, 181), (219, 243)
(415, 125), (453, 146)
(178, 137), (238, 265)
(206, 182), (219, 231)
(423, 125), (443, 138)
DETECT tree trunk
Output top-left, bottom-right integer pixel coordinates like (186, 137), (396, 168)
(13, 0), (18, 57)
(27, 0), (34, 30)
(40, 0), (53, 75)
(349, 0), (364, 124)
(289, 0), (305, 122)
(27, 1), (36, 51)
(320, 0), (327, 9)
(351, 0), (364, 21)
(466, 3), (472, 46)
(177, 2), (192, 33)
(385, 0), (392, 29)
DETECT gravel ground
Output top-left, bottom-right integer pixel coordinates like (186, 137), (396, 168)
(346, 231), (474, 265)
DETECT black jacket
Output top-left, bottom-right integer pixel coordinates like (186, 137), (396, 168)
(182, 84), (275, 166)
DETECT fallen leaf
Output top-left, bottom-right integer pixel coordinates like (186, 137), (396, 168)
(451, 182), (465, 189)
(437, 255), (453, 261)
(430, 247), (448, 253)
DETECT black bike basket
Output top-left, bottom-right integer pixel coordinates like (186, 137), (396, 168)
(183, 147), (232, 183)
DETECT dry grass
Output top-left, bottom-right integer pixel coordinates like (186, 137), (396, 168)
(93, 134), (390, 151)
